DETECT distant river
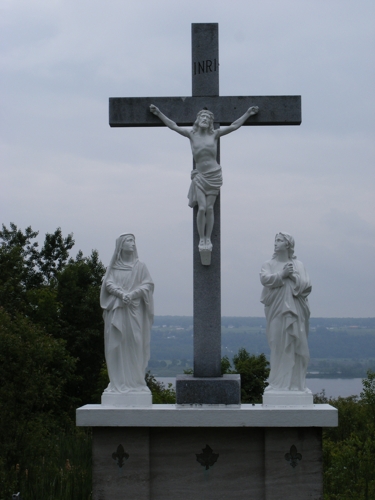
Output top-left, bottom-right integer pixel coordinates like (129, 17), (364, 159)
(305, 378), (363, 398)
(156, 377), (364, 399)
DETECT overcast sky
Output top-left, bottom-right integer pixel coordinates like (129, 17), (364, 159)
(1, 0), (374, 317)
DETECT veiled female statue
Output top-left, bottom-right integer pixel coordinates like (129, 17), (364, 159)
(100, 233), (154, 394)
(260, 233), (312, 392)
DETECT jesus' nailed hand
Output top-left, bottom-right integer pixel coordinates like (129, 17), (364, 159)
(149, 104), (259, 254)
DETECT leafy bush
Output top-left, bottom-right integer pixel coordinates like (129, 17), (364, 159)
(321, 371), (375, 499)
(0, 308), (77, 498)
(222, 348), (270, 403)
(145, 372), (176, 403)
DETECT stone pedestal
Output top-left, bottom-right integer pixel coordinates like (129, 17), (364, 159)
(263, 389), (314, 406)
(176, 374), (241, 405)
(101, 391), (152, 407)
(77, 404), (337, 500)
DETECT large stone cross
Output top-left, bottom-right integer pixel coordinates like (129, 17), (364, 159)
(109, 24), (301, 401)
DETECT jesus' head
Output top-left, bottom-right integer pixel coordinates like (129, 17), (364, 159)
(192, 109), (215, 133)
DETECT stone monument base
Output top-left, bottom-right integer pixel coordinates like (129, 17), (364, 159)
(77, 403), (337, 500)
(176, 374), (241, 405)
(101, 391), (152, 407)
(262, 389), (314, 406)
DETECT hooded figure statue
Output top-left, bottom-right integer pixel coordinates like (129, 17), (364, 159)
(100, 233), (154, 393)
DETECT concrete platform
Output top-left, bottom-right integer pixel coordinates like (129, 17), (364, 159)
(76, 403), (337, 427)
(77, 404), (337, 499)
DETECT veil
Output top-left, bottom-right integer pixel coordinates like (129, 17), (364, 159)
(100, 233), (139, 308)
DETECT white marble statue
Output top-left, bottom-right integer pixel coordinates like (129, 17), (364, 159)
(150, 105), (258, 254)
(260, 233), (312, 393)
(100, 233), (154, 395)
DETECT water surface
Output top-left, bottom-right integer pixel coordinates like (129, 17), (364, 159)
(156, 377), (364, 399)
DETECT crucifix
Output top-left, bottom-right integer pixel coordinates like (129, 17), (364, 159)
(109, 24), (301, 403)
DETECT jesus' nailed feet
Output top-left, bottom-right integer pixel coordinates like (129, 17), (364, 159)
(199, 238), (212, 266)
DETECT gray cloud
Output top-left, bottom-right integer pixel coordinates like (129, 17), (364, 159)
(1, 0), (374, 317)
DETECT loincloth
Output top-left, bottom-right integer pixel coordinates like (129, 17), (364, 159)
(187, 167), (223, 208)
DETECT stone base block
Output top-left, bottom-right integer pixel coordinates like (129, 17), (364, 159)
(263, 389), (314, 406)
(90, 426), (324, 500)
(264, 427), (323, 499)
(101, 391), (152, 407)
(176, 374), (241, 405)
(77, 404), (337, 499)
(93, 427), (150, 500)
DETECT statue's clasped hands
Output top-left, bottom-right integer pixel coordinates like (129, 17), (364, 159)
(281, 262), (295, 281)
(121, 293), (131, 305)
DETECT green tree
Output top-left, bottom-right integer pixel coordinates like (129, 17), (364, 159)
(320, 371), (375, 499)
(0, 223), (74, 318)
(230, 348), (270, 403)
(361, 370), (375, 424)
(0, 308), (76, 497)
(0, 223), (106, 406)
(187, 349), (270, 403)
(56, 251), (105, 404)
(221, 355), (232, 374)
(145, 372), (176, 403)
(0, 224), (107, 497)
(0, 224), (42, 315)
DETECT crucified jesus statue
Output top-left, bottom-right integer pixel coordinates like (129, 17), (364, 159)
(149, 105), (259, 253)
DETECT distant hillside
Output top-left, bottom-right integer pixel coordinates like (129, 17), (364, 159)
(149, 316), (375, 377)
(153, 316), (375, 329)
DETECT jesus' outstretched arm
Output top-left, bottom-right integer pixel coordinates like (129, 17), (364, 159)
(150, 104), (190, 138)
(218, 106), (259, 137)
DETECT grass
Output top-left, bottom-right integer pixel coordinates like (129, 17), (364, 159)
(2, 429), (92, 500)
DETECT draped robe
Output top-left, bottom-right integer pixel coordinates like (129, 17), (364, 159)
(100, 259), (154, 393)
(187, 167), (223, 208)
(260, 258), (312, 391)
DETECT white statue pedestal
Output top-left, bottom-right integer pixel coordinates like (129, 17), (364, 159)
(77, 403), (337, 500)
(101, 392), (152, 407)
(262, 389), (314, 406)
